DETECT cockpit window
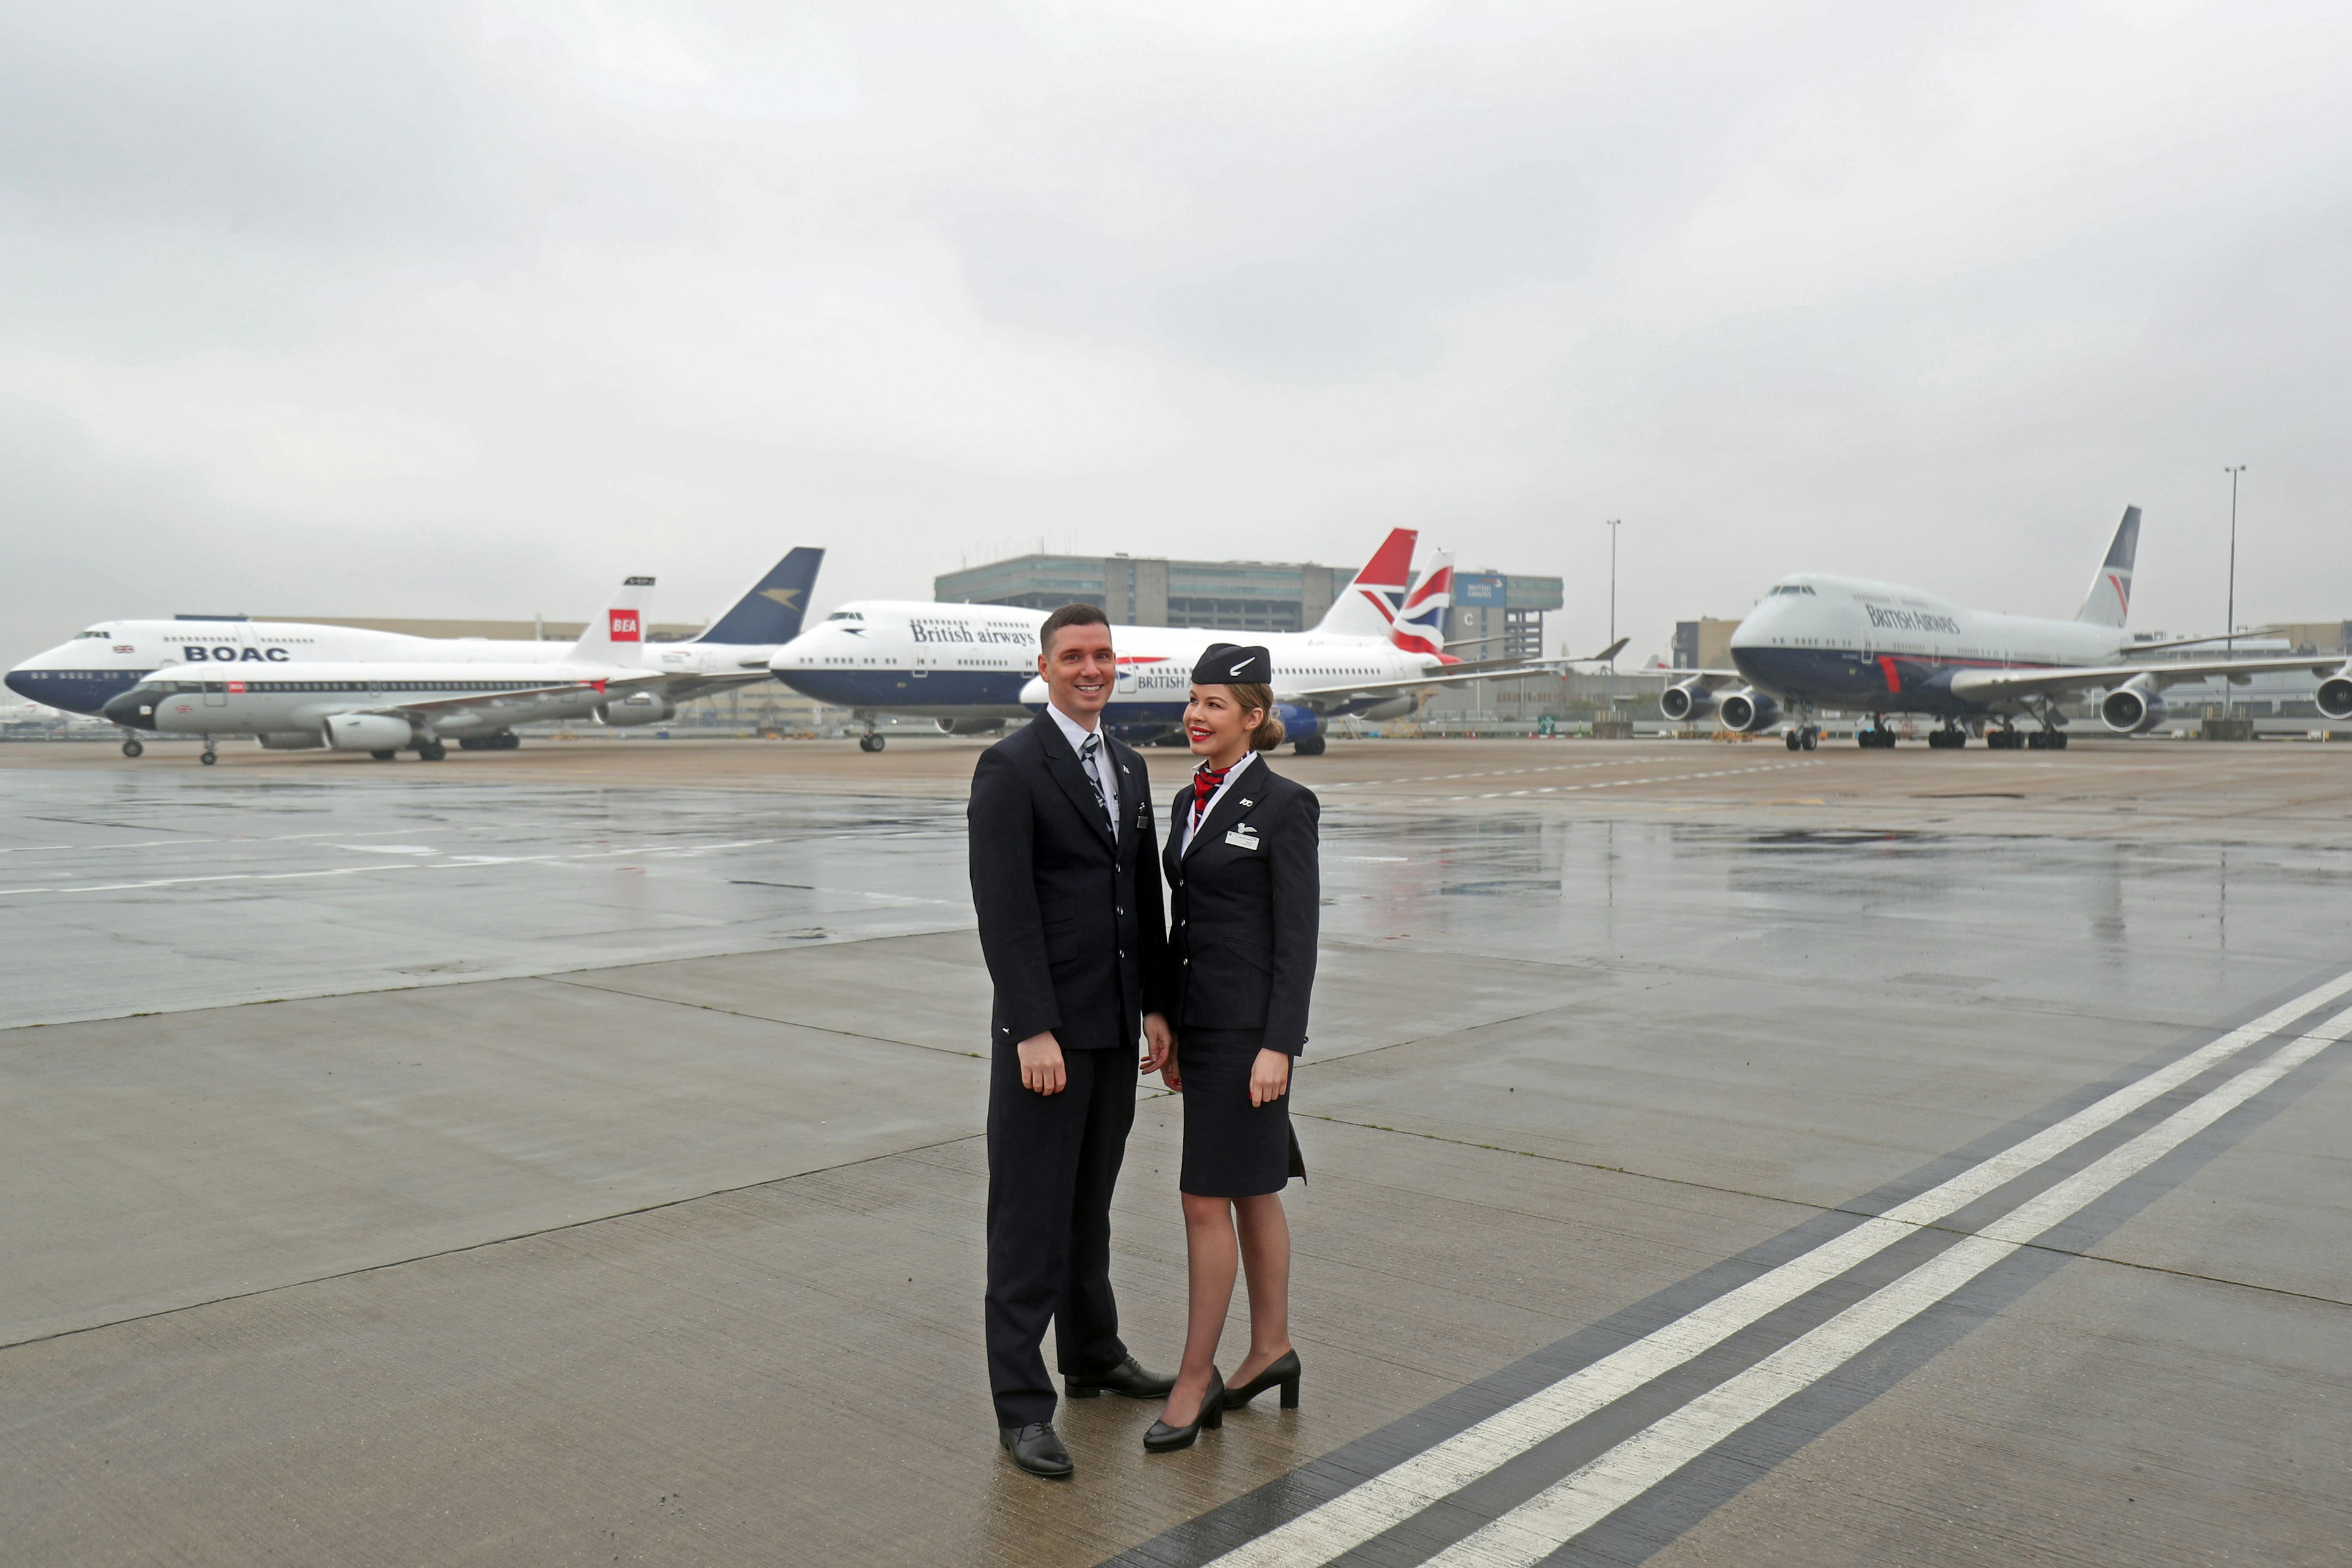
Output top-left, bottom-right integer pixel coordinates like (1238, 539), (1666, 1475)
(76, 629), (112, 638)
(1769, 584), (1816, 597)
(825, 611), (863, 621)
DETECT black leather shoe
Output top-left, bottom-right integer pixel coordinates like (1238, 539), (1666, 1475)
(999, 1422), (1074, 1479)
(1065, 1354), (1176, 1400)
(1144, 1370), (1224, 1453)
(1223, 1349), (1302, 1411)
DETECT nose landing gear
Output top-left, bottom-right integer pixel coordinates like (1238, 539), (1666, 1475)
(1782, 726), (1820, 752)
(199, 742), (218, 766)
(121, 739), (143, 759)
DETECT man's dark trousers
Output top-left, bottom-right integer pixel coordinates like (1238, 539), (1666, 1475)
(968, 716), (1169, 1430)
(984, 1039), (1135, 1427)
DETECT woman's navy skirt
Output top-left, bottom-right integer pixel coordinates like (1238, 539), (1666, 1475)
(1178, 1026), (1306, 1198)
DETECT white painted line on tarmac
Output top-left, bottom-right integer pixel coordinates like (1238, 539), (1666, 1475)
(1205, 968), (2352, 1568)
(1426, 1008), (2352, 1567)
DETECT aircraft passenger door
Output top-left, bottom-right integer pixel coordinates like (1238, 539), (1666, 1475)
(202, 680), (228, 708)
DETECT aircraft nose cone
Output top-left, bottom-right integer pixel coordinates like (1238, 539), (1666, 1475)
(3, 669), (39, 703)
(101, 689), (157, 729)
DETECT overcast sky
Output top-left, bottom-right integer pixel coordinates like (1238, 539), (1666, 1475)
(6, 0), (2350, 665)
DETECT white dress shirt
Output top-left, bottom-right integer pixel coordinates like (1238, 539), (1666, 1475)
(1047, 701), (1119, 840)
(1182, 748), (1257, 853)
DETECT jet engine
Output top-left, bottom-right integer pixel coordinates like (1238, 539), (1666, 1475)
(323, 714), (413, 753)
(2318, 666), (2352, 721)
(597, 693), (676, 727)
(1716, 687), (1782, 734)
(1659, 681), (1717, 723)
(1276, 703), (1325, 756)
(935, 718), (1006, 736)
(2099, 679), (2168, 734)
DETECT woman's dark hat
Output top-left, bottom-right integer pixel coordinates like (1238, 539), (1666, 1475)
(1193, 643), (1273, 684)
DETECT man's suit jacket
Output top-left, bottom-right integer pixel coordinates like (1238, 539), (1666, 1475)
(969, 716), (1170, 1051)
(1161, 759), (1320, 1055)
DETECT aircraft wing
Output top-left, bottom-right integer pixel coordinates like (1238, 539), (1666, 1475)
(357, 673), (671, 716)
(1657, 668), (1746, 688)
(1282, 663), (1562, 706)
(1949, 655), (2351, 704)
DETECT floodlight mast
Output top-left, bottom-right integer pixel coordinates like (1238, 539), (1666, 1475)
(2223, 464), (2247, 717)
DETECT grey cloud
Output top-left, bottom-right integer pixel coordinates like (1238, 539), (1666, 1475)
(1153, 160), (1596, 380)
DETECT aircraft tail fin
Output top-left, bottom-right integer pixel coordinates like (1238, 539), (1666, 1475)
(698, 548), (825, 646)
(1311, 527), (1419, 639)
(569, 576), (655, 663)
(2075, 506), (2140, 628)
(1391, 549), (1453, 658)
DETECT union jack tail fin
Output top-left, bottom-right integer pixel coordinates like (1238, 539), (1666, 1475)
(1311, 528), (1418, 639)
(1391, 550), (1454, 660)
(2074, 505), (2139, 628)
(568, 576), (655, 663)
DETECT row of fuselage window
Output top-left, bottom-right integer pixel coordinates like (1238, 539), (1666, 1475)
(164, 679), (546, 695)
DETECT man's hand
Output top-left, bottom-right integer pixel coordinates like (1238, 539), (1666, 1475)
(1249, 1049), (1291, 1107)
(1140, 1012), (1174, 1077)
(1017, 1031), (1067, 1095)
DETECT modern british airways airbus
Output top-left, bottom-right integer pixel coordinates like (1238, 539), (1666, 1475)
(770, 530), (1611, 752)
(1663, 507), (2352, 749)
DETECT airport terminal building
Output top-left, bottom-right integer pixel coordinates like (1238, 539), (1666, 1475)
(933, 552), (1563, 658)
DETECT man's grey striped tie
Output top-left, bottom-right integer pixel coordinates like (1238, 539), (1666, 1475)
(1079, 733), (1117, 839)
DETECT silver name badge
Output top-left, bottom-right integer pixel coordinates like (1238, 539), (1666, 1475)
(1226, 828), (1259, 851)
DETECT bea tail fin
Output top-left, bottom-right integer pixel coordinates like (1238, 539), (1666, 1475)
(1391, 550), (1453, 659)
(568, 576), (655, 663)
(1311, 527), (1419, 639)
(697, 548), (825, 647)
(2075, 506), (2140, 628)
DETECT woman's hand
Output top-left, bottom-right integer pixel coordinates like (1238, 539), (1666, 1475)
(1161, 1038), (1183, 1093)
(1140, 1011), (1174, 1077)
(1249, 1048), (1291, 1107)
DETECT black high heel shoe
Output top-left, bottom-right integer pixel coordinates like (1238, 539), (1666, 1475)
(1143, 1370), (1225, 1453)
(1223, 1349), (1302, 1411)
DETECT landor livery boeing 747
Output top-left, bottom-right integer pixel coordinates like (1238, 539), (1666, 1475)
(1660, 507), (2352, 748)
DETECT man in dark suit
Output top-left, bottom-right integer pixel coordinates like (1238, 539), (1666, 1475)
(968, 601), (1177, 1479)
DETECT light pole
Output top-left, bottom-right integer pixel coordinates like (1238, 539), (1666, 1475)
(2223, 465), (2246, 717)
(1605, 518), (1621, 674)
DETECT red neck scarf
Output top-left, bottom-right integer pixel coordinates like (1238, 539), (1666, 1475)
(1191, 763), (1232, 818)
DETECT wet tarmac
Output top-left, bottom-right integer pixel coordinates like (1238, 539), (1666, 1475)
(2, 739), (2347, 1566)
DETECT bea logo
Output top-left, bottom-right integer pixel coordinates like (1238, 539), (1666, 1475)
(609, 609), (643, 643)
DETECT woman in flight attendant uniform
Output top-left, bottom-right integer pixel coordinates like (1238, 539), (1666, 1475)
(1142, 644), (1319, 1453)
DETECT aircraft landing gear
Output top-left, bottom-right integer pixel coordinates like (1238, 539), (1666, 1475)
(1784, 726), (1820, 752)
(1928, 721), (1968, 750)
(370, 750), (398, 761)
(199, 742), (218, 766)
(121, 739), (143, 759)
(417, 741), (447, 761)
(1986, 722), (2022, 750)
(1859, 722), (1896, 749)
(1294, 734), (1326, 757)
(859, 733), (886, 753)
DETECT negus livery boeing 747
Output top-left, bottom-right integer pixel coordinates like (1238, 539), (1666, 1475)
(1662, 507), (2352, 749)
